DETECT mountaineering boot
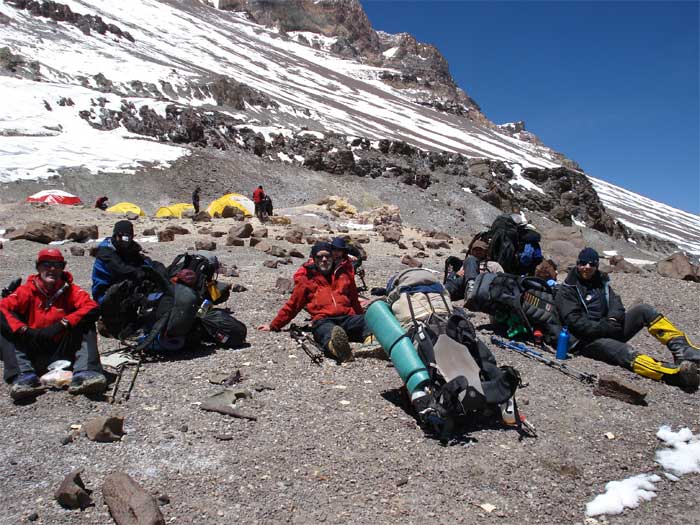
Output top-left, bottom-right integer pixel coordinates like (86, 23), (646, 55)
(631, 354), (699, 392)
(648, 315), (700, 365)
(328, 326), (353, 363)
(9, 373), (44, 401)
(68, 370), (108, 395)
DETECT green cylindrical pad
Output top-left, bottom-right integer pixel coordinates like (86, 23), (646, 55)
(365, 301), (430, 394)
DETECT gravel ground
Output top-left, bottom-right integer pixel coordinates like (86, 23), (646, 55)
(0, 163), (699, 524)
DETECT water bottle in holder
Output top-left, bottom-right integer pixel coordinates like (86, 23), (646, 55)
(556, 326), (570, 360)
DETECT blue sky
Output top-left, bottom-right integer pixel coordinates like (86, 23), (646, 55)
(362, 1), (699, 214)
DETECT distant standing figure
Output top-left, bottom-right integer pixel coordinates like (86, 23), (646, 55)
(192, 187), (201, 214)
(95, 196), (109, 211)
(253, 185), (266, 221)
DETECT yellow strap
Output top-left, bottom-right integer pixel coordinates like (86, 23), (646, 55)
(208, 282), (221, 301)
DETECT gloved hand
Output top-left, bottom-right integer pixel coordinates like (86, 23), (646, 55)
(19, 327), (41, 347)
(37, 322), (66, 340)
(599, 318), (623, 339)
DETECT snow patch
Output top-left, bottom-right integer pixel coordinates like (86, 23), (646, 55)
(383, 46), (399, 58)
(656, 426), (700, 476)
(572, 216), (586, 227)
(585, 474), (660, 517)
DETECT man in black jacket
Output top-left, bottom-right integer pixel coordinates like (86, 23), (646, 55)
(91, 221), (151, 304)
(555, 248), (699, 390)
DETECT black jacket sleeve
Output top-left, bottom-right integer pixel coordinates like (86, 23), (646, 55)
(606, 286), (626, 320)
(95, 246), (144, 281)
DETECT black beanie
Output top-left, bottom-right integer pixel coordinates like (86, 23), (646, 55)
(113, 220), (134, 238)
(577, 247), (600, 264)
(311, 242), (333, 258)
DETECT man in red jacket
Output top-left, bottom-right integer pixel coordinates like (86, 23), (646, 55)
(252, 185), (266, 221)
(0, 249), (106, 401)
(258, 242), (369, 362)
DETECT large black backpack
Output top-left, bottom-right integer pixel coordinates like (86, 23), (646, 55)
(167, 252), (218, 297)
(486, 215), (521, 274)
(466, 272), (562, 345)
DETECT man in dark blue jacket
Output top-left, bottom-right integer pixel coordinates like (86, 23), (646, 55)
(556, 247), (699, 391)
(91, 221), (150, 304)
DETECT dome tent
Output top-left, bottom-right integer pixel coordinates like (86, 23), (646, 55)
(26, 190), (82, 205)
(155, 203), (195, 218)
(206, 193), (254, 218)
(106, 202), (146, 216)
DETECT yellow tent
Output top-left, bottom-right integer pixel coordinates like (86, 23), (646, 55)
(155, 203), (195, 218)
(206, 193), (255, 218)
(106, 202), (146, 216)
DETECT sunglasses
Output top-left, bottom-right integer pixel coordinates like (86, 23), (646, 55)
(39, 261), (66, 269)
(314, 253), (332, 260)
(577, 261), (598, 268)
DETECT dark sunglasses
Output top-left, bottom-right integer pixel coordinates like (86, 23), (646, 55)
(577, 261), (598, 268)
(314, 253), (332, 260)
(39, 261), (66, 269)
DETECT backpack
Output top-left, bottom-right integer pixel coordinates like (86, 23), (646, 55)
(474, 215), (544, 275)
(167, 252), (219, 298)
(384, 269), (525, 437)
(466, 272), (562, 345)
(200, 309), (247, 348)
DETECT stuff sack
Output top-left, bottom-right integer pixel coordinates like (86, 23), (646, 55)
(386, 268), (452, 328)
(200, 309), (247, 348)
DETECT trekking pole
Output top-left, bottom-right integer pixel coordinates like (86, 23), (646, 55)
(289, 325), (324, 366)
(491, 336), (597, 383)
(490, 337), (647, 405)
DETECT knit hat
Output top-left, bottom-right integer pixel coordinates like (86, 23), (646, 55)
(471, 240), (488, 252)
(112, 220), (134, 239)
(577, 247), (600, 265)
(330, 237), (348, 251)
(311, 242), (333, 258)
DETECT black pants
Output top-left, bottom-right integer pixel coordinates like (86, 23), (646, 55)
(312, 315), (370, 352)
(254, 201), (264, 220)
(577, 304), (660, 369)
(193, 201), (200, 214)
(1, 326), (103, 383)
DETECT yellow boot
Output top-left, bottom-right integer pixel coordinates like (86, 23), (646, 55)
(648, 315), (700, 364)
(631, 354), (699, 392)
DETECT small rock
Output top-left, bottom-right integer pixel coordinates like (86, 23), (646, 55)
(195, 240), (216, 251)
(69, 246), (85, 256)
(396, 478), (408, 487)
(397, 241), (407, 250)
(157, 230), (174, 242)
(142, 227), (157, 236)
(192, 211), (211, 222)
(227, 237), (245, 247)
(179, 424), (188, 433)
(54, 468), (93, 510)
(269, 246), (287, 258)
(412, 240), (425, 251)
(84, 416), (125, 442)
(27, 512), (39, 522)
(268, 216), (291, 225)
(253, 240), (271, 252)
(288, 248), (305, 258)
(164, 225), (189, 235)
(230, 284), (247, 292)
(252, 227), (268, 238)
(284, 228), (304, 244)
(401, 255), (422, 268)
(125, 212), (139, 221)
(263, 260), (278, 269)
(157, 494), (170, 505)
(229, 223), (253, 239)
(211, 231), (225, 238)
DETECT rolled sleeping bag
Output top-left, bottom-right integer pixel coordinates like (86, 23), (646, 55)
(365, 300), (430, 394)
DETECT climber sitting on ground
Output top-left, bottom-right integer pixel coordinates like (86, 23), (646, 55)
(0, 249), (107, 401)
(444, 239), (504, 301)
(555, 247), (700, 391)
(258, 241), (370, 363)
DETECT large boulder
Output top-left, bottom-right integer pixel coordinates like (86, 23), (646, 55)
(377, 224), (402, 244)
(8, 221), (67, 243)
(656, 252), (699, 281)
(284, 228), (305, 244)
(65, 225), (98, 242)
(192, 211), (211, 222)
(220, 205), (245, 219)
(195, 240), (216, 251)
(608, 255), (643, 274)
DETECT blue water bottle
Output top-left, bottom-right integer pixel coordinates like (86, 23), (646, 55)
(556, 326), (570, 360)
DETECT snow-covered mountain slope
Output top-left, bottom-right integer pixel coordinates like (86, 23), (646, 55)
(590, 177), (700, 255)
(0, 0), (559, 184)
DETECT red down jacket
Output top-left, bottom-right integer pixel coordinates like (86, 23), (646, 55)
(271, 262), (362, 331)
(0, 273), (99, 333)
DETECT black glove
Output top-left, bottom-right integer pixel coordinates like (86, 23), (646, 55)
(370, 287), (387, 296)
(37, 322), (66, 340)
(599, 318), (623, 339)
(1, 278), (22, 298)
(19, 327), (41, 346)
